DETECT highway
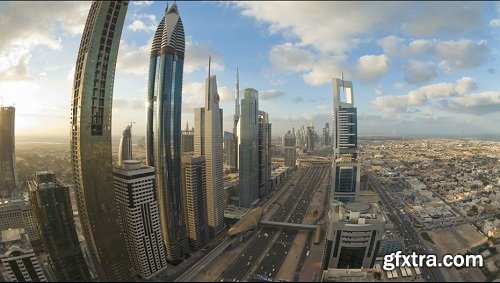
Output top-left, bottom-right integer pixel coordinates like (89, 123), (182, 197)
(219, 166), (328, 282)
(174, 167), (301, 282)
(367, 172), (446, 282)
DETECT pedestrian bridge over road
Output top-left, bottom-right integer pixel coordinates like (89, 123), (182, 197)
(226, 207), (322, 244)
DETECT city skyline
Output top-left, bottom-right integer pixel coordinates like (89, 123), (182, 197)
(1, 1), (500, 138)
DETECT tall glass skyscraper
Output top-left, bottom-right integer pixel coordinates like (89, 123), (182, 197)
(28, 172), (90, 282)
(238, 89), (259, 208)
(69, 1), (132, 281)
(0, 106), (17, 197)
(146, 3), (188, 264)
(332, 77), (360, 204)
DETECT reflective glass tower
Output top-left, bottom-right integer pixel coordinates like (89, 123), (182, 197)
(69, 1), (132, 280)
(146, 3), (188, 263)
(238, 89), (259, 208)
(0, 106), (17, 197)
(332, 77), (360, 204)
(28, 172), (90, 282)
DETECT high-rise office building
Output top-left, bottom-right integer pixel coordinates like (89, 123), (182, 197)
(194, 63), (225, 236)
(321, 202), (384, 270)
(0, 106), (17, 197)
(113, 161), (168, 279)
(238, 89), (259, 208)
(0, 229), (47, 282)
(146, 2), (188, 263)
(181, 156), (210, 250)
(332, 78), (357, 159)
(258, 111), (271, 198)
(70, 1), (132, 280)
(323, 122), (331, 146)
(283, 130), (296, 169)
(223, 131), (235, 168)
(306, 125), (315, 152)
(28, 172), (90, 282)
(0, 199), (40, 244)
(118, 124), (133, 166)
(331, 155), (360, 204)
(232, 67), (240, 171)
(181, 123), (194, 153)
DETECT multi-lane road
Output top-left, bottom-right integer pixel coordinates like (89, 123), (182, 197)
(219, 166), (329, 282)
(367, 172), (446, 282)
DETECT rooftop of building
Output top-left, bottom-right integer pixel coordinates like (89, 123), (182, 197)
(113, 160), (154, 176)
(329, 201), (382, 224)
(0, 229), (32, 255)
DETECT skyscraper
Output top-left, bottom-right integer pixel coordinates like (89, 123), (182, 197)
(146, 2), (188, 263)
(232, 67), (240, 171)
(332, 78), (357, 159)
(331, 77), (360, 204)
(321, 202), (384, 270)
(118, 123), (133, 166)
(181, 123), (194, 153)
(223, 131), (235, 168)
(181, 156), (210, 250)
(306, 125), (315, 152)
(113, 161), (168, 279)
(194, 61), (225, 236)
(0, 106), (17, 197)
(0, 229), (48, 282)
(283, 130), (296, 169)
(69, 1), (132, 280)
(28, 171), (90, 282)
(258, 111), (271, 198)
(323, 122), (331, 146)
(238, 89), (259, 208)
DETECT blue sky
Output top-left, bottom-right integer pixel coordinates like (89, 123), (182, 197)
(1, 1), (500, 138)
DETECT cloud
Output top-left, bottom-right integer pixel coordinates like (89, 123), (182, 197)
(435, 40), (488, 71)
(490, 19), (500, 28)
(291, 95), (304, 104)
(131, 1), (154, 6)
(184, 37), (224, 73)
(269, 43), (314, 72)
(378, 37), (489, 72)
(0, 2), (90, 51)
(116, 39), (150, 76)
(0, 52), (32, 81)
(356, 55), (390, 83)
(259, 90), (285, 101)
(302, 56), (348, 86)
(439, 92), (500, 115)
(374, 77), (477, 113)
(401, 3), (482, 36)
(127, 14), (157, 33)
(404, 60), (437, 84)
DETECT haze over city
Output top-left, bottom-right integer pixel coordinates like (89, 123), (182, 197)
(1, 1), (500, 138)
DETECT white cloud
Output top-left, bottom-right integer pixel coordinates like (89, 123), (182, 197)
(184, 37), (224, 73)
(131, 1), (154, 6)
(393, 82), (407, 89)
(404, 60), (437, 84)
(356, 55), (390, 83)
(490, 19), (500, 28)
(440, 92), (500, 115)
(127, 14), (157, 33)
(0, 50), (32, 81)
(374, 77), (477, 113)
(116, 39), (150, 76)
(435, 40), (488, 71)
(269, 43), (314, 72)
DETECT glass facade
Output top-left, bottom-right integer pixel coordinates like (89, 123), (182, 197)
(146, 4), (188, 264)
(0, 106), (17, 197)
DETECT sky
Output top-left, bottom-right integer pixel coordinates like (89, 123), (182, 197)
(1, 1), (500, 138)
